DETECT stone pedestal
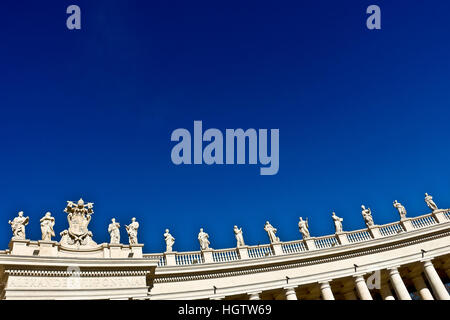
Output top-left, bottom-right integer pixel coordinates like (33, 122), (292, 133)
(9, 240), (31, 256)
(304, 238), (316, 251)
(202, 249), (214, 263)
(271, 243), (283, 255)
(336, 233), (349, 245)
(37, 241), (58, 257)
(108, 244), (123, 258)
(400, 219), (414, 232)
(368, 226), (382, 239)
(164, 251), (177, 266)
(237, 246), (249, 260)
(129, 244), (144, 258)
(432, 209), (449, 224)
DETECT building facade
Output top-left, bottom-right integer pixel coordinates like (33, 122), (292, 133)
(1, 197), (449, 300)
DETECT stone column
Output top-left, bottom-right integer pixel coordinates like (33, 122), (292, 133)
(388, 267), (411, 300)
(319, 281), (335, 300)
(412, 274), (434, 300)
(283, 287), (298, 300)
(354, 275), (373, 300)
(248, 291), (262, 300)
(343, 290), (358, 300)
(380, 283), (395, 300)
(422, 260), (450, 300)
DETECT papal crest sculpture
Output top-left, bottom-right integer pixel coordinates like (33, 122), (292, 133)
(60, 198), (97, 248)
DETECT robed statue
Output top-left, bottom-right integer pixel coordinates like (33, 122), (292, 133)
(9, 211), (29, 240)
(40, 212), (55, 241)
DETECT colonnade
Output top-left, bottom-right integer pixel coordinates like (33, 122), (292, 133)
(213, 258), (450, 300)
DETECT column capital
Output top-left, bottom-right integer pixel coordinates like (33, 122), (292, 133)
(353, 274), (366, 282)
(318, 280), (332, 288)
(283, 286), (298, 291)
(421, 258), (434, 266)
(247, 291), (262, 295)
(387, 266), (401, 274)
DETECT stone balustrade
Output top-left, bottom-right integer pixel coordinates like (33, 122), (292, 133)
(142, 211), (449, 268)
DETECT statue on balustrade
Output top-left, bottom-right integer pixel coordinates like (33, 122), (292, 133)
(164, 229), (175, 252)
(361, 205), (374, 227)
(332, 212), (343, 233)
(298, 217), (310, 239)
(233, 225), (245, 247)
(8, 211), (29, 240)
(198, 228), (210, 250)
(108, 218), (121, 244)
(393, 200), (407, 220)
(264, 221), (280, 243)
(60, 198), (96, 247)
(40, 212), (55, 241)
(125, 217), (139, 245)
(424, 193), (438, 212)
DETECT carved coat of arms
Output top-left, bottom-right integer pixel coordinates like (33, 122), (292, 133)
(60, 198), (97, 248)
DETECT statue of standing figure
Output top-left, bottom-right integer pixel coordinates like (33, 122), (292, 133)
(332, 212), (343, 233)
(9, 211), (29, 240)
(233, 225), (245, 247)
(298, 217), (310, 239)
(40, 212), (55, 241)
(393, 200), (407, 220)
(108, 218), (121, 244)
(361, 205), (374, 227)
(264, 221), (280, 243)
(424, 193), (438, 212)
(125, 217), (139, 245)
(198, 228), (210, 250)
(164, 229), (175, 252)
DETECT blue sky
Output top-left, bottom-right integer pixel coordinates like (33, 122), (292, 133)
(0, 1), (450, 252)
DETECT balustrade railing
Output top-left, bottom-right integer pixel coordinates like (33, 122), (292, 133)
(175, 251), (204, 265)
(143, 253), (166, 266)
(379, 222), (404, 236)
(247, 244), (273, 258)
(213, 248), (239, 262)
(410, 214), (437, 229)
(281, 240), (307, 254)
(314, 235), (339, 249)
(444, 211), (450, 221)
(145, 211), (448, 267)
(346, 229), (372, 243)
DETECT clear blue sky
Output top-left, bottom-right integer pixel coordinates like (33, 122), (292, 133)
(1, 1), (450, 252)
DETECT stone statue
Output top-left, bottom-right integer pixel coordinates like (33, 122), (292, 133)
(108, 218), (121, 244)
(425, 193), (438, 212)
(125, 218), (139, 245)
(361, 205), (374, 227)
(298, 217), (310, 239)
(164, 229), (175, 252)
(8, 211), (29, 240)
(233, 225), (245, 247)
(393, 200), (407, 220)
(264, 221), (280, 243)
(332, 212), (343, 233)
(40, 212), (55, 241)
(198, 228), (210, 250)
(60, 198), (96, 247)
